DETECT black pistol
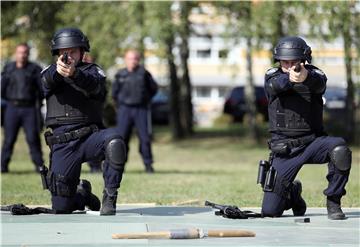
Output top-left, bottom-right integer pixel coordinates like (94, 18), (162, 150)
(205, 200), (260, 219)
(205, 200), (227, 212)
(294, 63), (301, 72)
(62, 52), (68, 64)
(205, 200), (240, 218)
(38, 164), (49, 190)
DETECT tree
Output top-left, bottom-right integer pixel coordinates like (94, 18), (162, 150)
(146, 2), (184, 139)
(127, 1), (146, 61)
(250, 1), (301, 51)
(305, 1), (359, 142)
(215, 2), (260, 142)
(1, 1), (64, 63)
(58, 2), (130, 70)
(178, 1), (194, 136)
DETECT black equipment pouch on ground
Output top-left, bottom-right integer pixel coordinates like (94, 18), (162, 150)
(1, 204), (54, 215)
(205, 201), (262, 219)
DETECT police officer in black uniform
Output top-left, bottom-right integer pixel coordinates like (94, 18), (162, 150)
(41, 28), (126, 215)
(112, 49), (158, 173)
(1, 43), (44, 173)
(261, 36), (352, 220)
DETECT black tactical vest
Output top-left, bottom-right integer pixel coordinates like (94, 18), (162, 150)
(116, 66), (149, 106)
(269, 83), (324, 137)
(4, 62), (41, 103)
(45, 64), (104, 127)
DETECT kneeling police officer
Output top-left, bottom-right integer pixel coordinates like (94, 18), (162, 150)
(41, 28), (126, 215)
(260, 36), (351, 220)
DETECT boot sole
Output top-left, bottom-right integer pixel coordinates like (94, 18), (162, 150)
(100, 211), (116, 216)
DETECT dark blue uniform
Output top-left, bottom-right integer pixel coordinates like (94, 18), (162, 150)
(261, 65), (351, 216)
(112, 65), (158, 169)
(1, 61), (44, 173)
(42, 62), (126, 213)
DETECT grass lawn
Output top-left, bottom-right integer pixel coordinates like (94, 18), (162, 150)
(1, 125), (359, 207)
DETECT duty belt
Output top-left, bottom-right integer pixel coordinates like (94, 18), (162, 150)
(268, 134), (316, 155)
(9, 99), (35, 107)
(270, 134), (315, 148)
(45, 124), (98, 146)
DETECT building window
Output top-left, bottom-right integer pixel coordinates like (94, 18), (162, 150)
(196, 49), (211, 58)
(219, 49), (229, 59)
(195, 87), (212, 98)
(218, 87), (228, 98)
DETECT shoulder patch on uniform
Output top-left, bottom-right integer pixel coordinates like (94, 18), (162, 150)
(40, 65), (51, 75)
(266, 67), (279, 76)
(313, 69), (325, 76)
(96, 67), (106, 77)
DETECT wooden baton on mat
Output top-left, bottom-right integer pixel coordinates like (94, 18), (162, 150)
(112, 228), (255, 239)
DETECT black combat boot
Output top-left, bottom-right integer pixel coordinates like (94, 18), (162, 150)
(145, 164), (154, 174)
(77, 180), (101, 211)
(100, 188), (118, 216)
(327, 196), (346, 220)
(1, 167), (9, 173)
(291, 180), (307, 216)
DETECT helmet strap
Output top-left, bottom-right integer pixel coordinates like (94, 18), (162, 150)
(79, 49), (85, 62)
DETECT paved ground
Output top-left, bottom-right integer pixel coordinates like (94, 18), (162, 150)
(1, 205), (359, 246)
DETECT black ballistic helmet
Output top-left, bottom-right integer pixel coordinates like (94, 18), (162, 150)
(51, 28), (90, 55)
(273, 36), (312, 63)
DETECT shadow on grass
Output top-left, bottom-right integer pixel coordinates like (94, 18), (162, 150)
(153, 124), (271, 151)
(280, 210), (360, 219)
(122, 169), (233, 175)
(1, 170), (38, 175)
(192, 123), (269, 140)
(4, 168), (228, 176)
(345, 211), (360, 218)
(153, 123), (269, 140)
(117, 206), (211, 216)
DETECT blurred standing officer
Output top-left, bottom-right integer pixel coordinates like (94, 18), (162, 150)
(112, 50), (158, 173)
(1, 43), (44, 173)
(261, 36), (351, 220)
(41, 28), (126, 215)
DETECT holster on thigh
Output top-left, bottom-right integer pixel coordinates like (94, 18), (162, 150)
(263, 166), (292, 200)
(47, 171), (79, 197)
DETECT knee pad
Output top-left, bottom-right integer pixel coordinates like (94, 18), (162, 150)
(47, 171), (79, 197)
(105, 137), (126, 170)
(330, 145), (352, 171)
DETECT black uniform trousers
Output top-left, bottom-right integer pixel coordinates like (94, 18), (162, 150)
(1, 102), (43, 171)
(49, 125), (124, 213)
(262, 136), (350, 216)
(116, 104), (153, 166)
